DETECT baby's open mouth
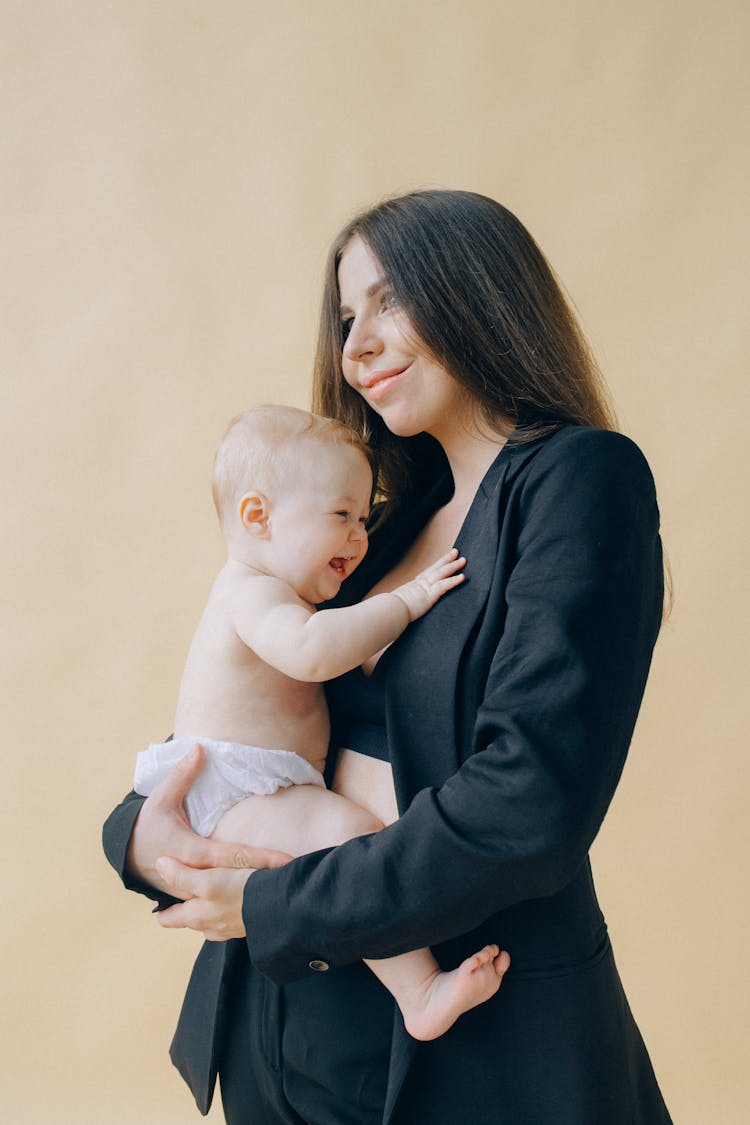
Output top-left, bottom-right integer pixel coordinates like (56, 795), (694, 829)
(329, 557), (350, 576)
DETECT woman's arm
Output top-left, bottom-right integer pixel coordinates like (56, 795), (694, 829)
(157, 431), (664, 977)
(102, 743), (290, 908)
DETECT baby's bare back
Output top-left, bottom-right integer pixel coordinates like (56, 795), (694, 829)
(173, 568), (329, 774)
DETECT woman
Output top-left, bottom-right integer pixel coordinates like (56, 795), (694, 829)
(104, 190), (672, 1123)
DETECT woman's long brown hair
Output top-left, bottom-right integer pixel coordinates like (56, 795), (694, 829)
(313, 190), (616, 507)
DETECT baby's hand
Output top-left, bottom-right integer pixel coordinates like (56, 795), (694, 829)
(393, 548), (466, 621)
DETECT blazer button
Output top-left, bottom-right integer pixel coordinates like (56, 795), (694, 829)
(308, 959), (329, 972)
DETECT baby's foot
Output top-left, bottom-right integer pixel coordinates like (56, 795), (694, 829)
(402, 945), (510, 1041)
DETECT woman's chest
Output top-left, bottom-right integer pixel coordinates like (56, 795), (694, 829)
(366, 500), (469, 597)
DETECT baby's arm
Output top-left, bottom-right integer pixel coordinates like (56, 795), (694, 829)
(236, 549), (465, 682)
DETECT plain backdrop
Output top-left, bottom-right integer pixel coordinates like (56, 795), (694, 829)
(2, 2), (748, 1122)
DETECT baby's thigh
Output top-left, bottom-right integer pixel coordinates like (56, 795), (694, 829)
(211, 785), (383, 858)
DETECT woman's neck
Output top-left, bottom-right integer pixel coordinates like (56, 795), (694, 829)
(437, 420), (511, 507)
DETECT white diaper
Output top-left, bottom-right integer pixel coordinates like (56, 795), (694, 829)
(133, 736), (326, 837)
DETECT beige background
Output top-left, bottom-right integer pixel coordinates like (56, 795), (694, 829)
(2, 1), (748, 1122)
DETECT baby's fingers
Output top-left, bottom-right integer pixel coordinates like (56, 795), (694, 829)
(422, 549), (466, 582)
(432, 571), (466, 594)
(399, 550), (467, 621)
(431, 556), (466, 587)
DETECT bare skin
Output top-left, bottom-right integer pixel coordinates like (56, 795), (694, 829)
(373, 944), (509, 1041)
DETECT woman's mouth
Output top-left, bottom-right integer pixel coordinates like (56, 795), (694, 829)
(363, 364), (411, 402)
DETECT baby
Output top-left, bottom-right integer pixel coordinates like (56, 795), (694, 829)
(134, 404), (508, 1040)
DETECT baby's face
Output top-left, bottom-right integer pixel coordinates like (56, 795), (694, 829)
(266, 443), (372, 604)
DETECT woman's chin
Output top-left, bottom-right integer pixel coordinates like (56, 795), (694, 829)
(376, 410), (426, 439)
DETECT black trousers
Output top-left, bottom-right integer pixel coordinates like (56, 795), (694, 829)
(218, 948), (393, 1125)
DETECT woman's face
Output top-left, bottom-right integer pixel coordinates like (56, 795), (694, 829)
(337, 236), (470, 443)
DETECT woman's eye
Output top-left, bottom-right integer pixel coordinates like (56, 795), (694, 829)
(341, 317), (353, 342)
(380, 289), (398, 312)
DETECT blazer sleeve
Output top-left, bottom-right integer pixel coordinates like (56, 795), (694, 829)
(102, 789), (181, 909)
(244, 429), (664, 983)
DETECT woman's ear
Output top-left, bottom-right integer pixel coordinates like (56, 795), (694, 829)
(239, 492), (271, 536)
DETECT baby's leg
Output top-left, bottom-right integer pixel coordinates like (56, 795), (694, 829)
(212, 783), (384, 856)
(365, 946), (510, 1041)
(213, 785), (510, 1041)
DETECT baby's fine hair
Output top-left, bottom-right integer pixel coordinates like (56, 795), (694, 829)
(212, 404), (371, 532)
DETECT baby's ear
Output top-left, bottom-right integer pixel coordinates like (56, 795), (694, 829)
(239, 492), (270, 536)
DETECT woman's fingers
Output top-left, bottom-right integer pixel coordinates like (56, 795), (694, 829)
(157, 899), (221, 935)
(155, 859), (251, 940)
(151, 742), (207, 808)
(125, 747), (209, 888)
(182, 836), (293, 872)
(126, 740), (293, 892)
(146, 748), (291, 868)
(155, 855), (206, 899)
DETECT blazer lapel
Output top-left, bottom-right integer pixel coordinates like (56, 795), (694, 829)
(386, 448), (512, 807)
(381, 438), (547, 1124)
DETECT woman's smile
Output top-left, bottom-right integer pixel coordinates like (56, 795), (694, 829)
(363, 363), (412, 402)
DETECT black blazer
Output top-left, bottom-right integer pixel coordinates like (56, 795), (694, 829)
(104, 426), (672, 1123)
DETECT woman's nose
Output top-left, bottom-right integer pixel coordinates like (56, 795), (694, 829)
(342, 316), (383, 362)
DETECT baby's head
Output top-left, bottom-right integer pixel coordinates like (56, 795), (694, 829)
(213, 405), (373, 602)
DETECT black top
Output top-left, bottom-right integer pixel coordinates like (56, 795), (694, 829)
(327, 656), (390, 762)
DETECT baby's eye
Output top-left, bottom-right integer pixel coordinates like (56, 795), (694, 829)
(334, 510), (350, 519)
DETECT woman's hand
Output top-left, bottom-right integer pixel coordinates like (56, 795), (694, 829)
(154, 859), (254, 940)
(126, 742), (292, 896)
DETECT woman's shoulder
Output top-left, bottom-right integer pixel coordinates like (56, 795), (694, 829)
(499, 427), (660, 537)
(515, 425), (656, 490)
(531, 424), (650, 463)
